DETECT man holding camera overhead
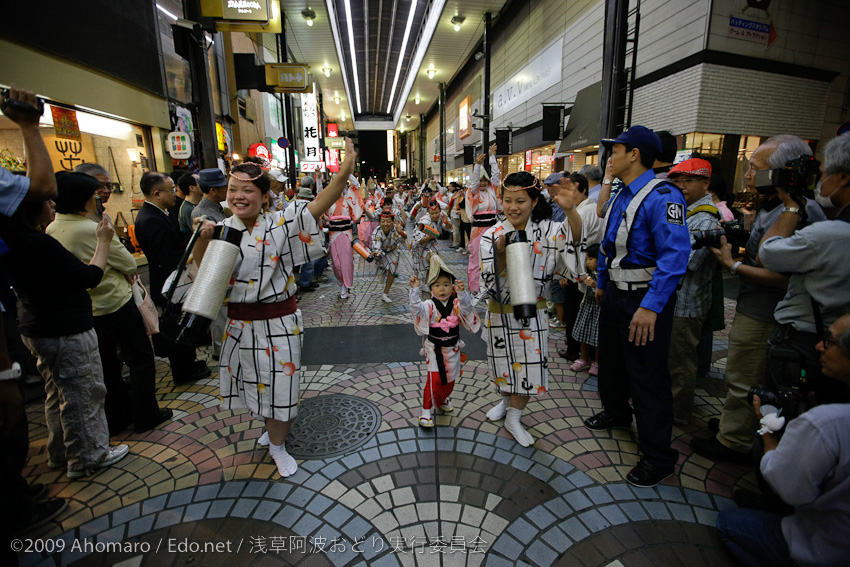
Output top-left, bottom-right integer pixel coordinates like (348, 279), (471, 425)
(691, 135), (827, 465)
(757, 131), (850, 402)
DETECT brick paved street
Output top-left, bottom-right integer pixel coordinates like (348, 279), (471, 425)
(18, 238), (747, 566)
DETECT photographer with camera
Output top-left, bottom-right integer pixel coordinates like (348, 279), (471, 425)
(692, 135), (827, 465)
(716, 312), (850, 567)
(666, 159), (721, 425)
(756, 132), (850, 404)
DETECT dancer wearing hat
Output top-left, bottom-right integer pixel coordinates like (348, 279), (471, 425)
(372, 210), (405, 303)
(409, 255), (480, 427)
(193, 139), (357, 478)
(480, 171), (585, 447)
(325, 173), (365, 299)
(466, 144), (503, 292)
(411, 200), (450, 281)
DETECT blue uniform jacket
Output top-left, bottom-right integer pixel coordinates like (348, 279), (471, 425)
(597, 169), (690, 313)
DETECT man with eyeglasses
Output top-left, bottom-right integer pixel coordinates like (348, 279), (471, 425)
(691, 135), (827, 465)
(666, 159), (721, 425)
(74, 163), (112, 219)
(716, 312), (850, 567)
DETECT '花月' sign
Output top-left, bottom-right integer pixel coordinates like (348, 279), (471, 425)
(301, 89), (323, 169)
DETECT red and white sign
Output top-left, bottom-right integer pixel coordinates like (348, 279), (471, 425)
(300, 161), (326, 172)
(326, 149), (339, 173)
(327, 123), (339, 138)
(248, 142), (271, 164)
(525, 150), (532, 171)
(536, 154), (554, 165)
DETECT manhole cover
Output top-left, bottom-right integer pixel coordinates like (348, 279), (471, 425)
(286, 394), (382, 459)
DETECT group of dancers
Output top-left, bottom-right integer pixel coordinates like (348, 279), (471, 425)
(193, 138), (588, 478)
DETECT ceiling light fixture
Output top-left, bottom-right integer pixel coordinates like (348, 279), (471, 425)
(341, 110), (346, 121)
(342, 0), (362, 113)
(451, 15), (465, 31)
(414, 95), (420, 104)
(322, 67), (332, 77)
(385, 0), (418, 113)
(155, 4), (178, 20)
(426, 68), (437, 79)
(334, 96), (341, 104)
(302, 8), (316, 26)
(405, 114), (411, 121)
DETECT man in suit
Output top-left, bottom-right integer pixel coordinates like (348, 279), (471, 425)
(134, 172), (209, 384)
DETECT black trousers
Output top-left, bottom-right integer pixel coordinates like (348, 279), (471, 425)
(93, 299), (161, 432)
(598, 284), (678, 468)
(563, 282), (583, 355)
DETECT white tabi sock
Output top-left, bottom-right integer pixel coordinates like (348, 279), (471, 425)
(258, 431), (269, 447)
(486, 396), (510, 421)
(269, 442), (298, 477)
(505, 407), (534, 447)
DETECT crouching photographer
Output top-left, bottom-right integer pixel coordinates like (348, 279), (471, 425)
(757, 131), (850, 407)
(716, 313), (850, 567)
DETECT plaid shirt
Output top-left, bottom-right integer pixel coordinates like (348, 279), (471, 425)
(675, 194), (720, 318)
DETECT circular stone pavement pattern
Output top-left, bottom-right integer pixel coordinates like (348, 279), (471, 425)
(286, 394), (382, 459)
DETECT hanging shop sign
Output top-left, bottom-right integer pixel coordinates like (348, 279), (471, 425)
(51, 107), (82, 141)
(167, 131), (193, 159)
(327, 138), (346, 149)
(222, 0), (269, 21)
(200, 0), (281, 32)
(525, 150), (532, 171)
(248, 142), (271, 163)
(264, 64), (311, 92)
(459, 96), (471, 139)
(326, 149), (339, 173)
(44, 133), (97, 172)
(728, 16), (776, 47)
(492, 38), (563, 120)
(301, 89), (323, 169)
(216, 122), (227, 152)
(387, 130), (395, 162)
(327, 123), (339, 138)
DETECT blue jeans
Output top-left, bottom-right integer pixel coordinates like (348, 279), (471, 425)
(716, 508), (794, 567)
(300, 257), (328, 286)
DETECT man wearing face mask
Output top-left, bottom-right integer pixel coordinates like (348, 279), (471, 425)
(691, 135), (827, 465)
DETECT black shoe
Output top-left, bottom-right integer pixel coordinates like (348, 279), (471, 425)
(17, 499), (69, 534)
(29, 483), (48, 501)
(193, 359), (207, 371)
(708, 417), (720, 434)
(691, 435), (751, 466)
(557, 348), (580, 360)
(626, 460), (675, 488)
(174, 365), (211, 385)
(584, 411), (631, 431)
(135, 408), (174, 433)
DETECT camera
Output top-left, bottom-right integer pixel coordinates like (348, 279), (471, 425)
(691, 219), (750, 250)
(754, 154), (820, 196)
(0, 87), (44, 116)
(747, 386), (800, 422)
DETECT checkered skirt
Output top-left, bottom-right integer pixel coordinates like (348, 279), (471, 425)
(572, 288), (600, 346)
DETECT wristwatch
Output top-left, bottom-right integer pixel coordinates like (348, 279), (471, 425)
(783, 206), (802, 216)
(729, 261), (742, 276)
(602, 178), (613, 185)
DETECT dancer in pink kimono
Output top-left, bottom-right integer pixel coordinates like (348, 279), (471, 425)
(466, 144), (502, 292)
(409, 255), (480, 427)
(327, 174), (364, 299)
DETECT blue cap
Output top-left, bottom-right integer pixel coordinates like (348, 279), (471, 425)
(601, 125), (662, 159)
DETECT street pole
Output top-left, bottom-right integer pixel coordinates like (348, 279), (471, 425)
(600, 0), (629, 142)
(185, 0), (219, 169)
(439, 82), (446, 185)
(482, 11), (491, 168)
(278, 8), (298, 185)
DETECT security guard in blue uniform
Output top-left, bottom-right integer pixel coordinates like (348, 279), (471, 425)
(583, 125), (691, 488)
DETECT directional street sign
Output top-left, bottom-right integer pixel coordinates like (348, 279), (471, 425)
(265, 64), (310, 90)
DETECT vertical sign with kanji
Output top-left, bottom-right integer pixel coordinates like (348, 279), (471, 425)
(300, 89), (324, 172)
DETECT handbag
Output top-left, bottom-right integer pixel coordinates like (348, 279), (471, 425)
(131, 275), (160, 335)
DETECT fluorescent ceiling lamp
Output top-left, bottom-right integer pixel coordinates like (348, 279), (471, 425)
(156, 3), (178, 20)
(324, 0), (356, 118)
(343, 0), (362, 113)
(385, 0), (418, 113)
(36, 103), (133, 139)
(384, 0), (446, 127)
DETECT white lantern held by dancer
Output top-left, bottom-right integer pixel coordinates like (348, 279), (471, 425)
(178, 225), (242, 341)
(505, 229), (537, 321)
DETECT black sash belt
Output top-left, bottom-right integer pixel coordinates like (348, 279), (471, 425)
(472, 212), (497, 227)
(329, 219), (352, 231)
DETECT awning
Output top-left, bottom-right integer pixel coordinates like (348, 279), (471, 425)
(558, 81), (602, 153)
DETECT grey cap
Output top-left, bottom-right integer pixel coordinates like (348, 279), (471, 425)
(543, 172), (564, 185)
